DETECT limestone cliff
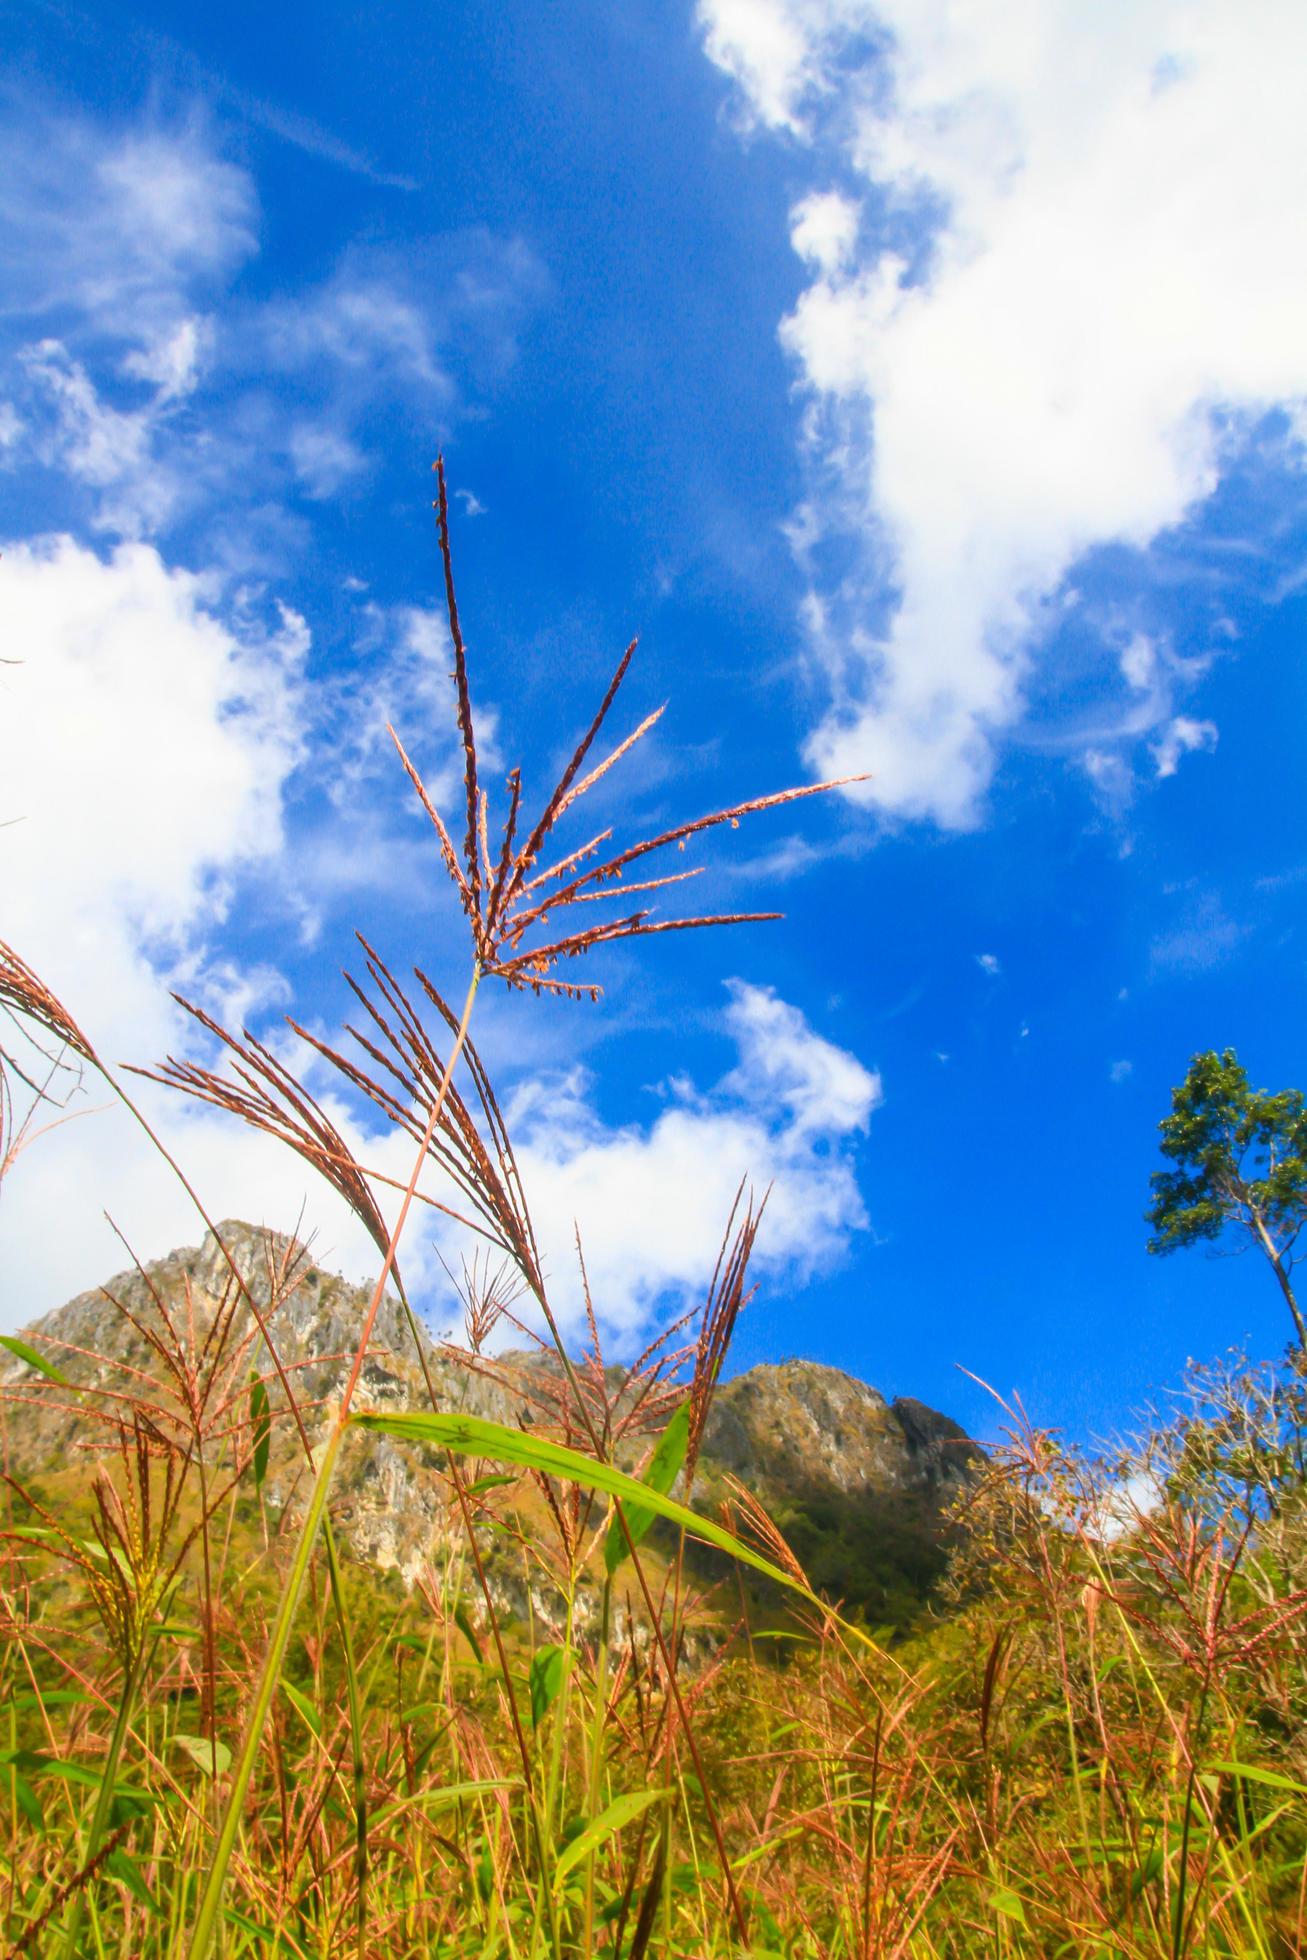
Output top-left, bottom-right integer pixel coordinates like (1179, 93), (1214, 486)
(0, 1221), (978, 1623)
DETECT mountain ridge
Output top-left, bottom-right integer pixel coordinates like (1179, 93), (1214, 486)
(0, 1219), (979, 1623)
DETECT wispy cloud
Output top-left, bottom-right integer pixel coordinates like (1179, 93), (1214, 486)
(506, 980), (881, 1338)
(0, 89), (551, 1328)
(0, 99), (257, 333)
(1149, 892), (1247, 976)
(0, 99), (545, 548)
(1151, 713), (1218, 780)
(699, 0), (1307, 827)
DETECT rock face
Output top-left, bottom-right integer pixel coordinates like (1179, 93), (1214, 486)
(0, 1222), (978, 1622)
(702, 1360), (977, 1505)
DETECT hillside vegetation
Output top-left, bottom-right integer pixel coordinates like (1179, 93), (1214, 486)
(0, 1220), (1304, 1956)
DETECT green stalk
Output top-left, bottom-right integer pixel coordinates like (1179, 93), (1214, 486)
(88, 1063), (379, 1950)
(321, 1520), (368, 1960)
(60, 1653), (141, 1960)
(581, 1573), (613, 1960)
(544, 1590), (576, 1840)
(187, 963), (482, 1960)
(187, 1422), (344, 1960)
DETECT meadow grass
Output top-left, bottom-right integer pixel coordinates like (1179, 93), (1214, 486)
(1, 468), (1304, 1956)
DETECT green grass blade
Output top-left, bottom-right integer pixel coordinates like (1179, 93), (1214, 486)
(604, 1399), (690, 1575)
(554, 1790), (668, 1890)
(0, 1336), (70, 1386)
(350, 1409), (811, 1605)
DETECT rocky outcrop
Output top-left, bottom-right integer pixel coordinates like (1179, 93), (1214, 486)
(701, 1360), (978, 1506)
(0, 1222), (978, 1620)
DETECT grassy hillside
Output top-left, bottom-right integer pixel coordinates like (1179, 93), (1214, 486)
(0, 1229), (1305, 1956)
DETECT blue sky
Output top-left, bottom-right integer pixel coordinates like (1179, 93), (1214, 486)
(3, 0), (1307, 1448)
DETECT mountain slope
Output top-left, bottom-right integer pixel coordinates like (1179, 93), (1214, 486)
(0, 1221), (978, 1623)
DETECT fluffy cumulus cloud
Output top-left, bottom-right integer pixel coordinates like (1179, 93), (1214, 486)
(0, 532), (379, 1320)
(698, 0), (1307, 825)
(3, 961), (879, 1350)
(2, 535), (303, 1010)
(506, 981), (882, 1339)
(0, 534), (872, 1345)
(0, 538), (509, 1326)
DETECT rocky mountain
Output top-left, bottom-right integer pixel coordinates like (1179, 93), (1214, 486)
(0, 1221), (979, 1626)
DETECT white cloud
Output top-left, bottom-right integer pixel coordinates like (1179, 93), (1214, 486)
(0, 532), (362, 1322)
(1109, 1058), (1133, 1084)
(699, 0), (1307, 826)
(122, 317), (212, 403)
(790, 190), (861, 274)
(1151, 713), (1217, 779)
(288, 422), (368, 499)
(1149, 890), (1245, 974)
(0, 109), (257, 336)
(3, 964), (879, 1355)
(503, 981), (880, 1340)
(0, 534), (304, 1029)
(699, 0), (847, 136)
(0, 102), (543, 556)
(975, 951), (1000, 976)
(261, 273), (448, 392)
(321, 601), (501, 820)
(19, 340), (176, 536)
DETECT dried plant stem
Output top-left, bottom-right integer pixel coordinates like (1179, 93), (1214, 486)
(187, 962), (483, 1960)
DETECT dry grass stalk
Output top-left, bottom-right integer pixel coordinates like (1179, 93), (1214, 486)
(387, 456), (864, 1001)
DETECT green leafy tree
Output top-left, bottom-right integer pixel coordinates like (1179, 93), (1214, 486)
(1146, 1048), (1307, 1352)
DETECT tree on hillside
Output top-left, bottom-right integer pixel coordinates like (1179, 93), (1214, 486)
(1146, 1048), (1307, 1354)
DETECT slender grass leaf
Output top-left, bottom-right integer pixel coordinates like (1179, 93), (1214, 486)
(1130, 1847), (1164, 1897)
(351, 1409), (817, 1606)
(174, 1733), (232, 1777)
(0, 1336), (70, 1386)
(280, 1679), (321, 1741)
(552, 1789), (668, 1889)
(372, 1779), (517, 1828)
(12, 1690), (95, 1712)
(249, 1375), (271, 1491)
(1207, 1760), (1307, 1797)
(731, 1826), (804, 1872)
(106, 1847), (159, 1911)
(992, 1886), (1029, 1927)
(223, 1903), (312, 1954)
(453, 1600), (484, 1664)
(9, 1771), (43, 1830)
(0, 1751), (156, 1806)
(529, 1643), (568, 1730)
(399, 1700), (441, 1725)
(605, 1398), (690, 1575)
